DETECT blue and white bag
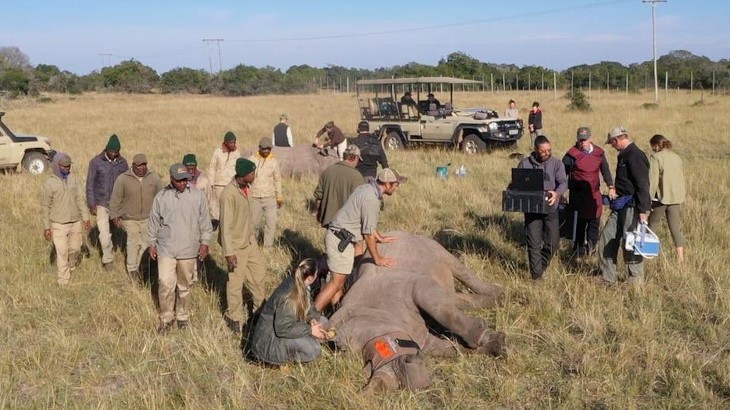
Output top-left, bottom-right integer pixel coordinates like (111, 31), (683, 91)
(624, 223), (661, 258)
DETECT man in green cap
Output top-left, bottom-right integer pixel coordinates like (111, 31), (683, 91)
(218, 157), (267, 334)
(208, 131), (241, 230)
(86, 134), (128, 271)
(109, 153), (164, 283)
(43, 153), (91, 285)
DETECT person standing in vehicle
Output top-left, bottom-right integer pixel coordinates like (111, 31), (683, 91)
(353, 121), (388, 181)
(86, 134), (128, 271)
(43, 153), (90, 285)
(648, 134), (686, 262)
(272, 113), (294, 147)
(109, 153), (163, 283)
(505, 99), (519, 119)
(208, 131), (241, 230)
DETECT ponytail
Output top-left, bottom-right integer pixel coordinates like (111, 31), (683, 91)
(285, 258), (318, 321)
(649, 134), (672, 150)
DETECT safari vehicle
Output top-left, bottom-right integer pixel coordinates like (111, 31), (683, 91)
(356, 77), (523, 154)
(0, 112), (56, 175)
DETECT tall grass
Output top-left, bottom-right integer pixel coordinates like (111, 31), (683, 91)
(1, 90), (728, 407)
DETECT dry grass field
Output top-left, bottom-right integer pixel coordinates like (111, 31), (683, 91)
(1, 89), (729, 408)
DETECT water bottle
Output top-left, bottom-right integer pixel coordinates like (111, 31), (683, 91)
(457, 165), (467, 177)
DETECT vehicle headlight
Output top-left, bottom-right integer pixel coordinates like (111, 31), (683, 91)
(488, 122), (498, 131)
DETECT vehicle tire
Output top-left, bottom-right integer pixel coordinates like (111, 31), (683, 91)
(461, 134), (486, 154)
(22, 151), (49, 175)
(382, 132), (403, 151)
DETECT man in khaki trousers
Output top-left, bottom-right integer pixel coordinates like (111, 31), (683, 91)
(249, 137), (283, 248)
(42, 153), (90, 285)
(208, 131), (240, 230)
(110, 154), (163, 283)
(149, 164), (212, 334)
(219, 158), (267, 334)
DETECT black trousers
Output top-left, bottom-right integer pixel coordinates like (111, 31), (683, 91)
(524, 211), (560, 279)
(575, 217), (600, 252)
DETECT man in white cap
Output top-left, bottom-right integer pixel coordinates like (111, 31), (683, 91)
(149, 164), (213, 334)
(597, 126), (650, 285)
(314, 167), (406, 313)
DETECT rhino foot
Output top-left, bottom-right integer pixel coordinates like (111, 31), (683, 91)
(476, 330), (508, 358)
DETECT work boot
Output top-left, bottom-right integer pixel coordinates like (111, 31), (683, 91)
(127, 270), (142, 285)
(224, 316), (241, 334)
(102, 262), (114, 272)
(177, 320), (189, 330)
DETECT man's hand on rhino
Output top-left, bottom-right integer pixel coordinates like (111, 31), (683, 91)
(374, 255), (395, 268)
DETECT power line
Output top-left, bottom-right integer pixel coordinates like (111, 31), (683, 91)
(202, 38), (224, 74)
(98, 53), (112, 69)
(643, 0), (667, 104)
(226, 0), (634, 43)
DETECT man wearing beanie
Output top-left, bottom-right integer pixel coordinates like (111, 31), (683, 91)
(86, 134), (128, 271)
(248, 137), (283, 248)
(148, 164), (213, 334)
(218, 157), (267, 334)
(43, 153), (91, 285)
(109, 153), (164, 283)
(208, 131), (241, 230)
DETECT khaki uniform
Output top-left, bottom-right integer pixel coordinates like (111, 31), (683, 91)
(249, 151), (282, 247)
(110, 170), (163, 274)
(190, 170), (215, 220)
(218, 180), (267, 324)
(208, 146), (241, 220)
(42, 173), (89, 285)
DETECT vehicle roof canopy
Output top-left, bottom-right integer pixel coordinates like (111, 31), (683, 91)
(356, 77), (483, 86)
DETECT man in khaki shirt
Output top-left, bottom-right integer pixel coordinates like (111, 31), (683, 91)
(110, 153), (163, 283)
(208, 131), (241, 230)
(248, 137), (283, 248)
(42, 153), (90, 285)
(218, 158), (267, 334)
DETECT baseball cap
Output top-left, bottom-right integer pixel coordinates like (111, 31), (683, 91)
(576, 127), (591, 140)
(258, 137), (272, 149)
(377, 168), (407, 184)
(132, 153), (147, 165)
(169, 163), (191, 180)
(343, 144), (362, 160)
(57, 154), (72, 167)
(605, 126), (628, 144)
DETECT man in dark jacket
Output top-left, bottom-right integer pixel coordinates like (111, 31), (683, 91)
(86, 134), (128, 271)
(516, 135), (568, 280)
(562, 127), (614, 261)
(353, 121), (388, 180)
(598, 127), (651, 285)
(527, 101), (543, 146)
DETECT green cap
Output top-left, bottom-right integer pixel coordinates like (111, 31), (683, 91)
(224, 131), (236, 142)
(235, 158), (256, 177)
(105, 134), (121, 151)
(182, 153), (197, 165)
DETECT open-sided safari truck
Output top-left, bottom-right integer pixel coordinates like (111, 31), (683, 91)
(356, 77), (524, 154)
(0, 112), (56, 175)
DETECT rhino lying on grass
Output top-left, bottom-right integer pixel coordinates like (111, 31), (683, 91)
(329, 231), (507, 393)
(271, 145), (339, 178)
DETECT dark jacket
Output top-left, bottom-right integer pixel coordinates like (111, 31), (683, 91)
(86, 152), (129, 208)
(353, 133), (388, 178)
(528, 109), (543, 130)
(250, 275), (319, 365)
(615, 142), (651, 213)
(563, 145), (613, 219)
(517, 153), (568, 212)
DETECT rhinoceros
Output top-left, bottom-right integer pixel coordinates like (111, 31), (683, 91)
(329, 231), (507, 393)
(259, 145), (340, 178)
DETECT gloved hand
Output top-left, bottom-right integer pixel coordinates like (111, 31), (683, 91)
(276, 196), (284, 208)
(211, 219), (220, 231)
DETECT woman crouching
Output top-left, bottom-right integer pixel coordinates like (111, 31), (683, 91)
(250, 259), (328, 365)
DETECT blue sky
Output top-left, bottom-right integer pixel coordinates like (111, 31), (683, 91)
(1, 0), (727, 75)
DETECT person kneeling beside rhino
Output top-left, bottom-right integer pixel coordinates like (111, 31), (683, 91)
(329, 231), (507, 393)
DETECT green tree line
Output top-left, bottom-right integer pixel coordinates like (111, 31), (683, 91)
(0, 46), (728, 97)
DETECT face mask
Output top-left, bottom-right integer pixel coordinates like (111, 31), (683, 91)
(60, 169), (70, 177)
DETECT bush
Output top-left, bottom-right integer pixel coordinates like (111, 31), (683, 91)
(566, 89), (591, 111)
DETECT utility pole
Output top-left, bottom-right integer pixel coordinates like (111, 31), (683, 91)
(98, 53), (112, 69)
(202, 38), (224, 73)
(643, 0), (667, 104)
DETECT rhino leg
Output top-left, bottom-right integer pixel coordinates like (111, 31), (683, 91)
(455, 292), (500, 310)
(422, 334), (458, 357)
(361, 366), (399, 395)
(451, 265), (505, 307)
